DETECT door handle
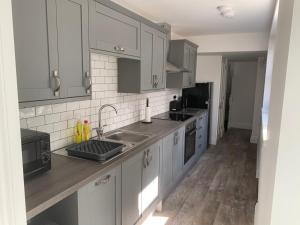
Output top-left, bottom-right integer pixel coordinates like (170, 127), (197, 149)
(95, 175), (111, 186)
(119, 47), (125, 52)
(84, 71), (92, 94)
(114, 45), (120, 51)
(52, 70), (61, 97)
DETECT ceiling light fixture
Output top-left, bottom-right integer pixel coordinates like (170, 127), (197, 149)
(217, 5), (235, 18)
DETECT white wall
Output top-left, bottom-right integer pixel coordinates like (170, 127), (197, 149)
(228, 61), (258, 130)
(187, 32), (270, 53)
(256, 0), (300, 225)
(196, 55), (222, 145)
(19, 53), (180, 151)
(251, 57), (266, 143)
(0, 0), (27, 224)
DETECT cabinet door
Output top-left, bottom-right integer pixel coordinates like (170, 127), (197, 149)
(183, 43), (190, 70)
(78, 166), (121, 225)
(142, 142), (160, 212)
(89, 1), (141, 57)
(12, 0), (59, 102)
(173, 127), (185, 182)
(141, 24), (155, 91)
(161, 132), (174, 197)
(57, 0), (90, 98)
(122, 151), (143, 225)
(153, 32), (167, 90)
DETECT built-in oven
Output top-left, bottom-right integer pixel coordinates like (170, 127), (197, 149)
(184, 120), (197, 164)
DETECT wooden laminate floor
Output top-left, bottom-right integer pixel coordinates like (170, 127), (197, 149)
(155, 129), (258, 225)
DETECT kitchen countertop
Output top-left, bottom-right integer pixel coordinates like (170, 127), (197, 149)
(24, 109), (207, 220)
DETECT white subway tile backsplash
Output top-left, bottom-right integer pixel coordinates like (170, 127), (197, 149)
(53, 121), (67, 132)
(20, 119), (27, 129)
(36, 105), (52, 116)
(27, 116), (45, 128)
(20, 107), (35, 119)
(67, 102), (80, 111)
(37, 124), (54, 133)
(45, 113), (61, 124)
(60, 111), (74, 121)
(52, 103), (67, 113)
(19, 53), (180, 151)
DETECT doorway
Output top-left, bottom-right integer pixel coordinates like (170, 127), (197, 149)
(218, 53), (267, 143)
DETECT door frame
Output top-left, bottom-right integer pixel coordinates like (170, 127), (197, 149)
(0, 0), (27, 224)
(217, 58), (228, 139)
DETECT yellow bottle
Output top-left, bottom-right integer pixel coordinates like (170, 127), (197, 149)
(74, 120), (83, 144)
(83, 120), (90, 141)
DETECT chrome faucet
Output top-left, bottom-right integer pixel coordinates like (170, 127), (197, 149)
(95, 104), (118, 140)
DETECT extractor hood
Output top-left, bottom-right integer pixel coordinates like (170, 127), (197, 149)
(166, 62), (190, 73)
(159, 23), (190, 73)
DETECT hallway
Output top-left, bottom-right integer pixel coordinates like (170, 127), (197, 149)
(155, 129), (258, 225)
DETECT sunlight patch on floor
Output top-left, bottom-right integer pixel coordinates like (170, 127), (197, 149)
(142, 213), (169, 225)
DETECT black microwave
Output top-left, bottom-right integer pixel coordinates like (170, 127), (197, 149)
(21, 129), (51, 179)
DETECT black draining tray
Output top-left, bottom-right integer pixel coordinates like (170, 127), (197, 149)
(66, 140), (125, 162)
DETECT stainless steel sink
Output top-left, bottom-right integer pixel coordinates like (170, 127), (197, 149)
(105, 130), (150, 144)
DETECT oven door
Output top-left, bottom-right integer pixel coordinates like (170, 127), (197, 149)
(184, 128), (196, 164)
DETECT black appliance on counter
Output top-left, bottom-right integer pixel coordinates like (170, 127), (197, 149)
(184, 119), (197, 164)
(182, 82), (212, 143)
(21, 129), (51, 179)
(169, 96), (182, 112)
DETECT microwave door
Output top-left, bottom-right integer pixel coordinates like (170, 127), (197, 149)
(22, 142), (42, 175)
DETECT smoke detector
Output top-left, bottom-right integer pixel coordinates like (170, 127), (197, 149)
(217, 5), (235, 18)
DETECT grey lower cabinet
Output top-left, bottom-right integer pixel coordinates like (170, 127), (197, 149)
(161, 127), (185, 198)
(89, 0), (141, 57)
(122, 141), (161, 225)
(78, 165), (121, 225)
(195, 113), (209, 159)
(12, 0), (90, 104)
(122, 151), (143, 225)
(118, 23), (167, 93)
(172, 127), (185, 183)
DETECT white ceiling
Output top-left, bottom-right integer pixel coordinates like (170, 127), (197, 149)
(111, 0), (276, 36)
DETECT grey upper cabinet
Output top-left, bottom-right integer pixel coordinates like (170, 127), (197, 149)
(166, 39), (198, 89)
(89, 0), (141, 57)
(153, 31), (167, 90)
(118, 23), (167, 93)
(57, 0), (90, 98)
(78, 165), (121, 225)
(141, 141), (161, 213)
(12, 0), (90, 105)
(122, 151), (143, 225)
(12, 0), (59, 102)
(140, 24), (156, 91)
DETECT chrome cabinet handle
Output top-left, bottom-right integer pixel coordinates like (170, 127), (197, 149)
(144, 150), (148, 168)
(114, 45), (120, 51)
(52, 70), (61, 97)
(84, 71), (92, 94)
(119, 47), (125, 52)
(95, 175), (111, 186)
(147, 149), (152, 166)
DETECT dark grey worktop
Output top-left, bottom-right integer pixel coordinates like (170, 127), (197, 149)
(24, 109), (207, 220)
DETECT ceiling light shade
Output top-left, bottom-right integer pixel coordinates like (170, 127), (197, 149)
(217, 5), (235, 18)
